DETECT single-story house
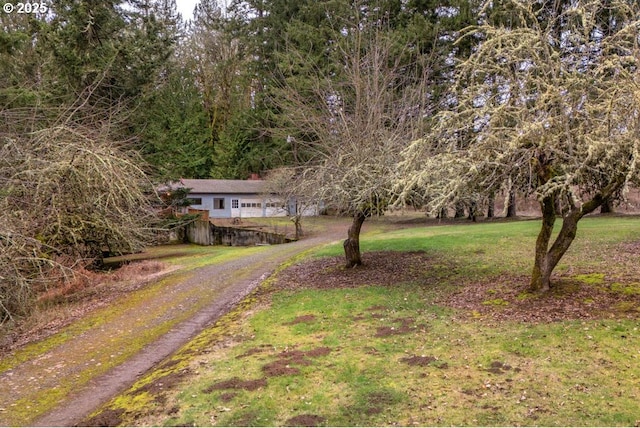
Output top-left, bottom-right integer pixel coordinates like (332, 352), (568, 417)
(168, 178), (317, 219)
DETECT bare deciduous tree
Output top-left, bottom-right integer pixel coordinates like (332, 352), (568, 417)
(264, 167), (318, 240)
(1, 108), (159, 322)
(278, 22), (430, 267)
(400, 0), (640, 291)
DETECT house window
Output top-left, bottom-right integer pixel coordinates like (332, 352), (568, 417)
(232, 199), (239, 209)
(241, 203), (247, 208)
(188, 198), (202, 205)
(213, 198), (225, 209)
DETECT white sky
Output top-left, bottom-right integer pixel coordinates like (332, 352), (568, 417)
(175, 0), (198, 20)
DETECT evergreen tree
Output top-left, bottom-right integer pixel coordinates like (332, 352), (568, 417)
(0, 12), (44, 109)
(135, 68), (212, 179)
(38, 0), (178, 126)
(128, 0), (218, 179)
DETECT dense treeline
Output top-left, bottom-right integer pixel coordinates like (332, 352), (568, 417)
(0, 0), (490, 182)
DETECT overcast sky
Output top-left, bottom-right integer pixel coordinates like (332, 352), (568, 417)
(175, 0), (198, 20)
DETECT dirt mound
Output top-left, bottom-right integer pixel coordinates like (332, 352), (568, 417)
(261, 347), (333, 377)
(203, 377), (267, 392)
(83, 408), (124, 427)
(284, 414), (326, 426)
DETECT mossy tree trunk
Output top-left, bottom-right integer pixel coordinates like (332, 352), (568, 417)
(530, 193), (560, 292)
(530, 176), (625, 292)
(344, 211), (367, 268)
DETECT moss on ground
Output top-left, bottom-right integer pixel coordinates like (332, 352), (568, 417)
(84, 290), (266, 426)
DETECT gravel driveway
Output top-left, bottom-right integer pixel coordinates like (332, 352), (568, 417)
(0, 226), (344, 427)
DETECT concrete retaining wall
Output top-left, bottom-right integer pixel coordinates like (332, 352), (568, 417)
(186, 220), (292, 246)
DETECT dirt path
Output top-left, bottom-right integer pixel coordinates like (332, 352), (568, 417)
(0, 225), (345, 427)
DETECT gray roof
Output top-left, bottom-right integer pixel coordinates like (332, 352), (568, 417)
(176, 179), (267, 195)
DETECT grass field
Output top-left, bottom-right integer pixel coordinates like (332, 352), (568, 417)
(86, 216), (640, 426)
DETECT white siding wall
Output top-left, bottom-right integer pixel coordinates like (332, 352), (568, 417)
(239, 198), (265, 218)
(187, 193), (300, 218)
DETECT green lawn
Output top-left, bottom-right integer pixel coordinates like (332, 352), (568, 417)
(86, 215), (640, 426)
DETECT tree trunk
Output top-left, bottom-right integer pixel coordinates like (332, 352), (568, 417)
(600, 198), (614, 214)
(467, 200), (477, 222)
(454, 202), (465, 218)
(554, 196), (564, 216)
(343, 211), (367, 268)
(292, 215), (303, 240)
(487, 192), (495, 218)
(531, 206), (584, 292)
(544, 211), (581, 276)
(530, 195), (557, 292)
(529, 176), (623, 292)
(506, 188), (517, 218)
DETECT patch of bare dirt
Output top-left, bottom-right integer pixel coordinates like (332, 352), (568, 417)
(485, 361), (520, 375)
(82, 408), (125, 427)
(274, 249), (640, 324)
(284, 414), (326, 427)
(262, 359), (302, 377)
(279, 347), (332, 360)
(235, 344), (272, 359)
(203, 377), (267, 392)
(400, 355), (449, 369)
(273, 251), (440, 291)
(439, 273), (640, 323)
(400, 355), (436, 366)
(374, 317), (419, 337)
(343, 389), (401, 419)
(365, 391), (401, 415)
(284, 314), (316, 325)
(261, 347), (333, 378)
(303, 346), (331, 357)
(232, 410), (262, 427)
(220, 392), (237, 402)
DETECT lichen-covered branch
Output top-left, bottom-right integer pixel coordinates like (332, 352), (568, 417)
(399, 0), (640, 291)
(1, 110), (159, 322)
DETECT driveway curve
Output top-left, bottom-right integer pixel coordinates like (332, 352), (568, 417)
(0, 224), (345, 427)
